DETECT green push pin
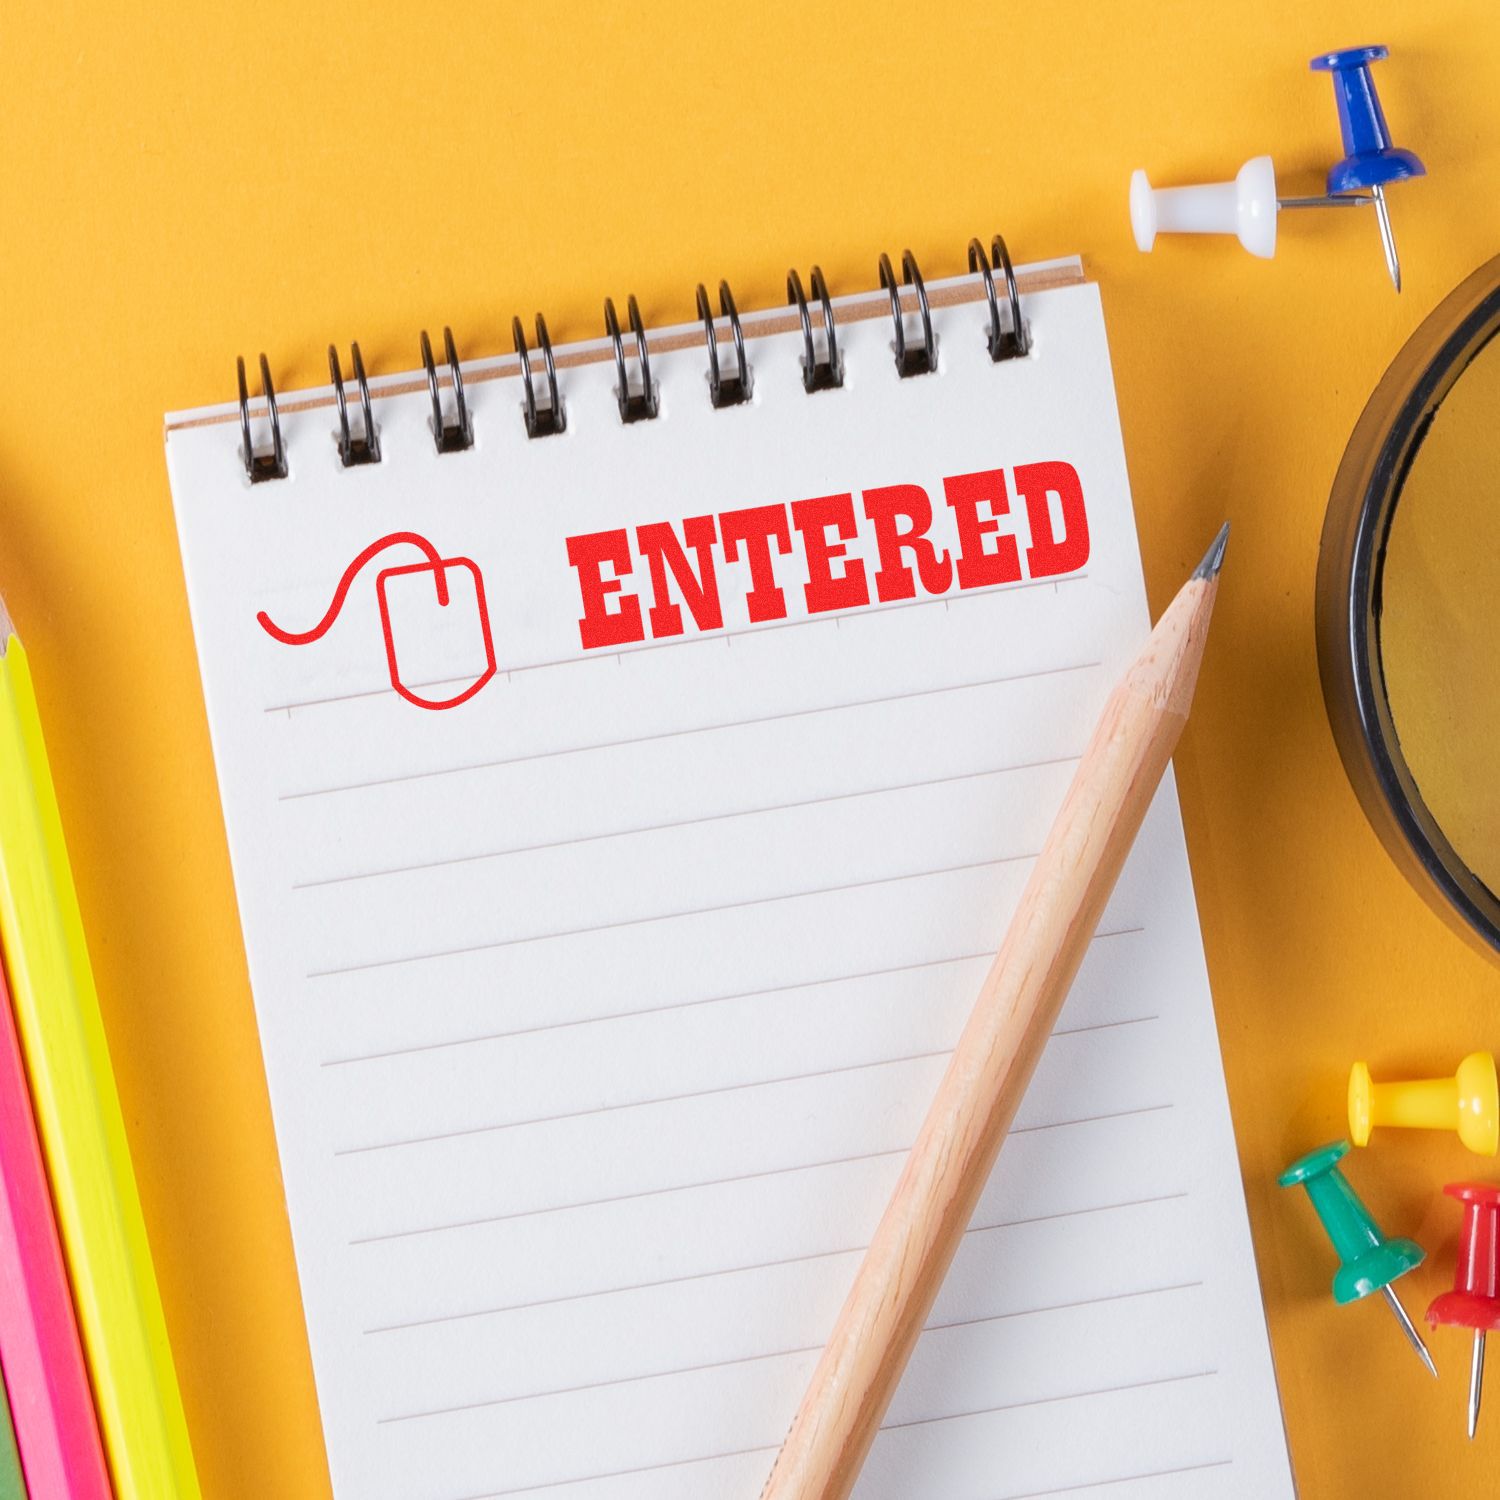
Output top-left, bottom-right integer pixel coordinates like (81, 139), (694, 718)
(1279, 1140), (1437, 1376)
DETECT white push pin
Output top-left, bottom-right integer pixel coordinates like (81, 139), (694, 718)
(1130, 155), (1371, 260)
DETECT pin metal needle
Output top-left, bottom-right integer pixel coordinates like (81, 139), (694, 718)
(1371, 185), (1402, 293)
(1382, 1284), (1439, 1377)
(1427, 1183), (1500, 1436)
(1276, 193), (1372, 209)
(1470, 1331), (1485, 1440)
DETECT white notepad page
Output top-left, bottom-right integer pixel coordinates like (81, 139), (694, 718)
(165, 263), (1294, 1500)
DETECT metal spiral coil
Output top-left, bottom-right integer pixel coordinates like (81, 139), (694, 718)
(513, 314), (565, 438)
(231, 232), (1032, 471)
(236, 353), (287, 482)
(420, 326), (474, 452)
(787, 266), (842, 393)
(604, 294), (658, 423)
(329, 342), (381, 466)
(878, 249), (935, 378)
(697, 280), (752, 408)
(968, 235), (1029, 361)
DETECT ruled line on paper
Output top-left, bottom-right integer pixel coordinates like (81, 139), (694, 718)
(280, 661), (1102, 803)
(377, 1280), (1205, 1425)
(320, 950), (993, 1066)
(361, 1185), (1189, 1334)
(261, 570), (1093, 716)
(318, 929), (1147, 1068)
(439, 1367), (1216, 1500)
(345, 1020), (1164, 1242)
(334, 1019), (1169, 1158)
(333, 1047), (953, 1157)
(445, 1438), (775, 1500)
(1052, 1011), (1158, 1039)
(985, 1458), (1234, 1500)
(1010, 1104), (1173, 1136)
(292, 755), (1083, 891)
(349, 1019), (1163, 1244)
(307, 851), (1040, 979)
(350, 1145), (912, 1245)
(883, 1368), (1219, 1432)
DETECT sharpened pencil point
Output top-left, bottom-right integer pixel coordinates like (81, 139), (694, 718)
(1193, 523), (1230, 581)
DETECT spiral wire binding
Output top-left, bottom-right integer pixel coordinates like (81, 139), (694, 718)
(968, 235), (1029, 361)
(878, 249), (935, 377)
(329, 343), (381, 466)
(420, 327), (474, 453)
(696, 281), (752, 408)
(786, 266), (842, 393)
(231, 232), (1035, 475)
(604, 294), (658, 423)
(513, 314), (566, 437)
(237, 353), (287, 482)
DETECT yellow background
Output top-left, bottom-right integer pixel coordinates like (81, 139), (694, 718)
(3, 2), (1499, 1494)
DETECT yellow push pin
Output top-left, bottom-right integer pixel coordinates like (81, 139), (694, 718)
(1349, 1052), (1499, 1156)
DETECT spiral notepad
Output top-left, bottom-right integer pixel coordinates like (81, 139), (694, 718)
(163, 244), (1294, 1500)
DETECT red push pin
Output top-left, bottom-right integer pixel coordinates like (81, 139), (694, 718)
(1427, 1183), (1500, 1438)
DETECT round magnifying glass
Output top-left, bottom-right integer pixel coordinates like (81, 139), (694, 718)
(1318, 254), (1500, 956)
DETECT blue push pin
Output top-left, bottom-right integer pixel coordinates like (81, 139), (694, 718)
(1311, 45), (1425, 291)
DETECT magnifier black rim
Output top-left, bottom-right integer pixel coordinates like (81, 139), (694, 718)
(1321, 256), (1500, 957)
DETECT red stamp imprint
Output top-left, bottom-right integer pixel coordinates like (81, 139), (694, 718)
(257, 532), (497, 710)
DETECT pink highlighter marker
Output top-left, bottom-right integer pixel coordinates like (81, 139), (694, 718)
(0, 957), (112, 1499)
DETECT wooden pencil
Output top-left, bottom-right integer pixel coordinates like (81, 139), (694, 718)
(759, 524), (1229, 1500)
(0, 592), (201, 1499)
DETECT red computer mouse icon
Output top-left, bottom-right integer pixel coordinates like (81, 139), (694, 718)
(257, 531), (497, 710)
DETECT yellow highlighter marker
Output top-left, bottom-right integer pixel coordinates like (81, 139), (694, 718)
(0, 593), (200, 1500)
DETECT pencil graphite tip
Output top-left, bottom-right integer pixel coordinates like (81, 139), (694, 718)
(1193, 522), (1230, 581)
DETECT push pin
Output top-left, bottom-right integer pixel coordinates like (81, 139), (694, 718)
(1311, 45), (1425, 291)
(1131, 156), (1279, 259)
(1130, 155), (1371, 261)
(1278, 1140), (1436, 1376)
(1131, 43), (1421, 290)
(1349, 1052), (1499, 1157)
(1427, 1184), (1500, 1438)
